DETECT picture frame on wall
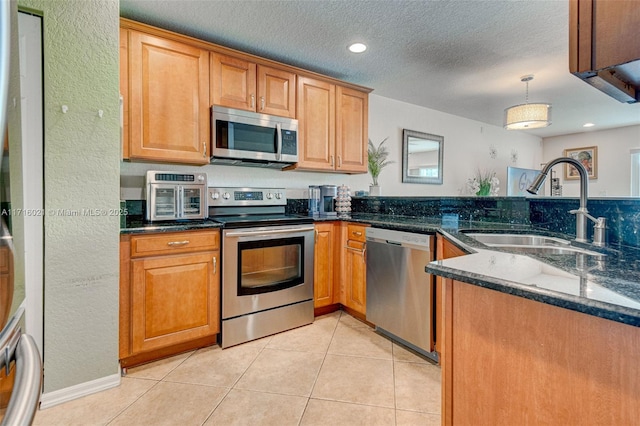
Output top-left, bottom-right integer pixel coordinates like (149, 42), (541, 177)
(563, 146), (597, 180)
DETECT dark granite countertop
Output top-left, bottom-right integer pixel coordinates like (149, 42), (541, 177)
(120, 216), (224, 234)
(120, 211), (640, 327)
(343, 213), (640, 328)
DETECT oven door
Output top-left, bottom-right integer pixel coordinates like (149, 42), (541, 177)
(222, 225), (314, 319)
(146, 184), (178, 221)
(179, 184), (206, 220)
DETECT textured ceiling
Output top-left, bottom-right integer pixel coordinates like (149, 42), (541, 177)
(120, 0), (640, 138)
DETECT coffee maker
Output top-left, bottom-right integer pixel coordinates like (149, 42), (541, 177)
(319, 185), (337, 217)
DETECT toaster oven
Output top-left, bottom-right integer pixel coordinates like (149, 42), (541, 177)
(145, 171), (208, 221)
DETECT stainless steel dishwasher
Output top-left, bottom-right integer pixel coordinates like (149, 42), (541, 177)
(366, 227), (437, 362)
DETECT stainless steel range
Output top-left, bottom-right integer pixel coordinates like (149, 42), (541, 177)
(208, 187), (315, 348)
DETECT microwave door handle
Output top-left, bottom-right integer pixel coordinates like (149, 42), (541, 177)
(275, 123), (282, 161)
(176, 187), (182, 219)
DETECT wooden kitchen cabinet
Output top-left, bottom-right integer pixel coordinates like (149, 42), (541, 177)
(570, 0), (640, 73)
(569, 0), (640, 102)
(211, 52), (296, 118)
(293, 76), (368, 173)
(120, 230), (220, 367)
(123, 30), (210, 164)
(313, 222), (337, 310)
(341, 223), (369, 317)
(442, 277), (640, 425)
(434, 233), (467, 355)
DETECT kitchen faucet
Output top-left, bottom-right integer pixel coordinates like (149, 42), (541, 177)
(527, 157), (607, 247)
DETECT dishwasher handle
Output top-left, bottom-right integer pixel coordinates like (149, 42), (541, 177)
(366, 236), (430, 251)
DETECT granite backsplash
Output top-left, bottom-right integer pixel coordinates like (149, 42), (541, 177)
(287, 196), (640, 249)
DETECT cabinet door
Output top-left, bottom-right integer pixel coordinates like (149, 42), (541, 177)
(120, 28), (129, 159)
(128, 31), (210, 164)
(257, 65), (296, 118)
(211, 52), (257, 111)
(314, 223), (335, 308)
(130, 251), (220, 353)
(570, 0), (640, 72)
(296, 76), (335, 171)
(345, 240), (366, 315)
(335, 86), (368, 173)
(434, 234), (467, 355)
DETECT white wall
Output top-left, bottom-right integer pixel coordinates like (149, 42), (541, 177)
(542, 125), (640, 197)
(122, 94), (544, 198)
(19, 0), (121, 397)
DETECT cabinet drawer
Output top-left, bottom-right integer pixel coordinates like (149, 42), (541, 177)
(131, 230), (219, 258)
(347, 224), (367, 243)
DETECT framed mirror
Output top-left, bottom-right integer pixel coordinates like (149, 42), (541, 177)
(402, 129), (444, 184)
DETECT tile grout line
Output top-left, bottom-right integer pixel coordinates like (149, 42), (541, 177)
(297, 310), (343, 425)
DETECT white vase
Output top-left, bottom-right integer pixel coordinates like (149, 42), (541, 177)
(369, 185), (381, 196)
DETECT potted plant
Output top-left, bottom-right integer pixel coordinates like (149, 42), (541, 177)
(368, 137), (394, 196)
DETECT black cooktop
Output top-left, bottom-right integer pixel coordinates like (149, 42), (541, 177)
(209, 214), (314, 228)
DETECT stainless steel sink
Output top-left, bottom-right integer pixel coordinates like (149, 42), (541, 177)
(464, 233), (605, 257)
(465, 233), (571, 247)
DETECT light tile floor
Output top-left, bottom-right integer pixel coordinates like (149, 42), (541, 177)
(33, 311), (441, 426)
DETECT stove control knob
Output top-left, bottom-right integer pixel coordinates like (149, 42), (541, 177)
(211, 192), (219, 200)
(275, 192), (282, 199)
(197, 175), (205, 182)
(266, 192), (273, 199)
(222, 192), (231, 200)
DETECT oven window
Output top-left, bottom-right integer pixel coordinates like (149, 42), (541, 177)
(237, 237), (304, 295)
(182, 187), (202, 215)
(154, 187), (176, 217)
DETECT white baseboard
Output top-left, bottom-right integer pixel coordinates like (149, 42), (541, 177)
(39, 372), (121, 409)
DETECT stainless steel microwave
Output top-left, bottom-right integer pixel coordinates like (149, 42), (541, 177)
(211, 106), (298, 168)
(145, 171), (208, 221)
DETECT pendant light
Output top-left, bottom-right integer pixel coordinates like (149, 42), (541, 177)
(504, 75), (552, 130)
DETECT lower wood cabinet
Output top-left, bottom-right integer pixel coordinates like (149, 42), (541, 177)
(120, 230), (220, 367)
(341, 223), (368, 317)
(435, 233), (467, 354)
(313, 222), (337, 309)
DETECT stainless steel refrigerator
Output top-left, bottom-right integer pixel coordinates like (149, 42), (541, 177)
(0, 0), (42, 423)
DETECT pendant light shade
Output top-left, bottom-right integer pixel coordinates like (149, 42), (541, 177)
(504, 75), (552, 130)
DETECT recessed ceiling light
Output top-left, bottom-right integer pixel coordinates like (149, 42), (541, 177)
(348, 42), (367, 53)
(583, 122), (595, 127)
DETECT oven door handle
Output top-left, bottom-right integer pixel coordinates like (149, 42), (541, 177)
(225, 226), (315, 237)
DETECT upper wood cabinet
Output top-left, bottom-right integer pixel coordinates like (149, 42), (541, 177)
(569, 0), (640, 102)
(294, 76), (368, 173)
(211, 52), (296, 118)
(124, 30), (210, 164)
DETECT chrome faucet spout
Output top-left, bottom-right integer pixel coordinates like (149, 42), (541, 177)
(526, 157), (598, 244)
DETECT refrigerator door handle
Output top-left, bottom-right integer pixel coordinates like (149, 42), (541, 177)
(1, 334), (42, 426)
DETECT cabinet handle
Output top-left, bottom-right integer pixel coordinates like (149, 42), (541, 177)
(212, 256), (217, 274)
(203, 141), (207, 158)
(315, 229), (318, 241)
(251, 94), (255, 109)
(260, 96), (265, 111)
(344, 245), (365, 254)
(330, 155), (334, 167)
(167, 240), (190, 246)
(352, 231), (362, 237)
(338, 155), (342, 167)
